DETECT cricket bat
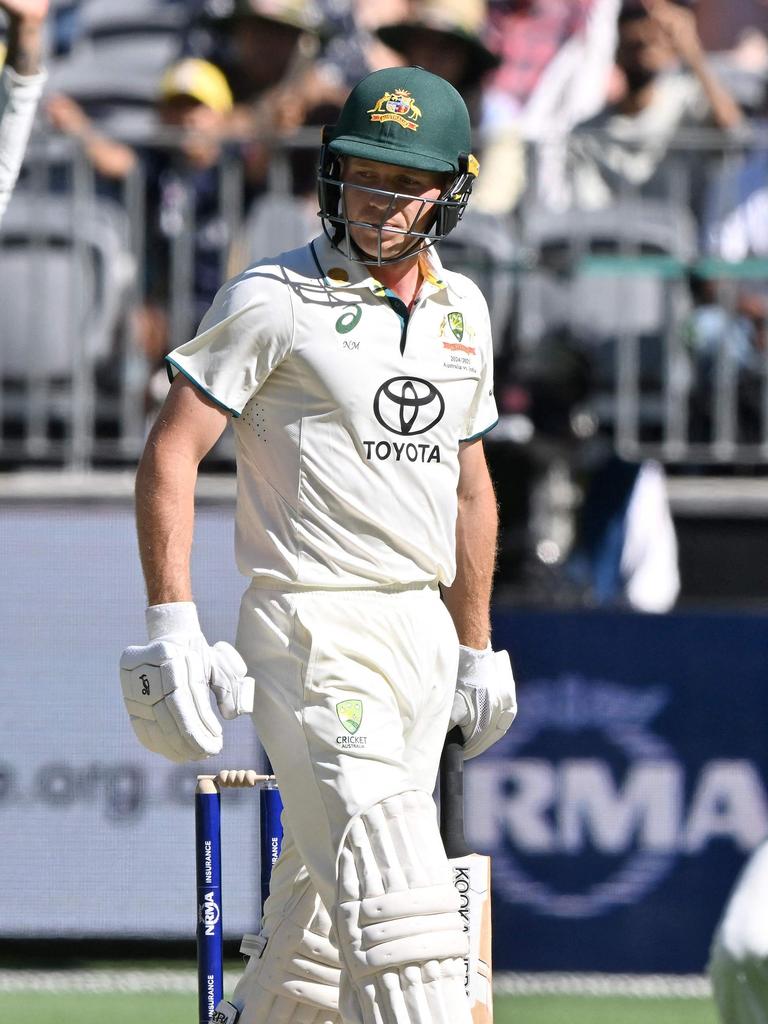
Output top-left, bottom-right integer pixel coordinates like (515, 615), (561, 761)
(440, 726), (493, 1024)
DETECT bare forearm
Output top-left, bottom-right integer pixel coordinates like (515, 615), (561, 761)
(135, 441), (198, 606)
(6, 15), (44, 76)
(443, 486), (498, 649)
(689, 54), (744, 131)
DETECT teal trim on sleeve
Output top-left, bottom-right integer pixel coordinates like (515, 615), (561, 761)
(459, 417), (499, 444)
(165, 356), (241, 418)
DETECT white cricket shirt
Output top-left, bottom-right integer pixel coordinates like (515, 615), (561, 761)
(168, 233), (498, 588)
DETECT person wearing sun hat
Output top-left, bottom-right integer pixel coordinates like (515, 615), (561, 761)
(376, 0), (501, 91)
(375, 0), (525, 213)
(199, 0), (321, 128)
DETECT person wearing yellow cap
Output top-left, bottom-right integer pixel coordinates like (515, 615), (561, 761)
(199, 0), (321, 141)
(157, 57), (234, 169)
(0, 0), (49, 221)
(160, 57), (234, 116)
(47, 56), (241, 411)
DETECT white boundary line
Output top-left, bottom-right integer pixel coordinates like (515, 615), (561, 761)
(0, 969), (712, 998)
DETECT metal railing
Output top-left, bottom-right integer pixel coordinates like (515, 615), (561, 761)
(2, 125), (768, 469)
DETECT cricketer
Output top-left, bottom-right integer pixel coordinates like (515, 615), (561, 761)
(120, 66), (517, 1024)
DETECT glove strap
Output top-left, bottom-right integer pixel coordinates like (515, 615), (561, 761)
(457, 641), (492, 673)
(146, 601), (201, 639)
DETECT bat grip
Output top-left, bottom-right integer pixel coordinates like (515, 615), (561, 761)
(440, 726), (472, 858)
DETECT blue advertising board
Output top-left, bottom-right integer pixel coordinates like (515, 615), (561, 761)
(472, 607), (768, 973)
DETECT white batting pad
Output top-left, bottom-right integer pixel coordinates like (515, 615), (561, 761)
(335, 791), (471, 1024)
(234, 876), (341, 1024)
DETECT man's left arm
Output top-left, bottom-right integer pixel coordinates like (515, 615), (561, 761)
(442, 438), (498, 649)
(442, 439), (517, 759)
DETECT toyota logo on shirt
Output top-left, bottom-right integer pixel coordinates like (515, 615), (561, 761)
(373, 377), (445, 436)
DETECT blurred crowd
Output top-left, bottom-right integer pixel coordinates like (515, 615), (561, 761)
(3, 0), (768, 610)
(19, 0), (767, 385)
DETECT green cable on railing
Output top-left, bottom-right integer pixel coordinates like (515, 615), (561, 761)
(448, 253), (768, 280)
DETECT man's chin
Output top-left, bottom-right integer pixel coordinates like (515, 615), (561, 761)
(349, 230), (412, 261)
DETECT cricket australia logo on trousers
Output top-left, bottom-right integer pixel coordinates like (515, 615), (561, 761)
(336, 699), (367, 748)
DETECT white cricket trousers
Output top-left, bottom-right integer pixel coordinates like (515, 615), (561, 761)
(233, 581), (466, 1024)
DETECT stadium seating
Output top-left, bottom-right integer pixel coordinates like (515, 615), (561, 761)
(0, 192), (137, 465)
(516, 198), (698, 446)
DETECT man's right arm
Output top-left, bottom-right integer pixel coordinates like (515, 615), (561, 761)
(136, 374), (229, 605)
(120, 375), (253, 763)
(644, 0), (743, 131)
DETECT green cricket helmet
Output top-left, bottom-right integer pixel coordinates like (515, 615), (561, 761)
(317, 66), (479, 265)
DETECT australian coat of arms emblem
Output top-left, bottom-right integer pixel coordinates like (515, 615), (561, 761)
(367, 89), (422, 132)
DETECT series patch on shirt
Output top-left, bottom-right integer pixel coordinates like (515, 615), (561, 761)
(439, 310), (479, 371)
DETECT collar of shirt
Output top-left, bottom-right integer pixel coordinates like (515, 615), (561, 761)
(309, 232), (466, 303)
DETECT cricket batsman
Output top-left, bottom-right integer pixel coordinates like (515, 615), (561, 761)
(120, 66), (517, 1024)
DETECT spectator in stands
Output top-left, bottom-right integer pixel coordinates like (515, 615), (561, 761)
(49, 57), (242, 411)
(563, 455), (680, 612)
(45, 92), (138, 181)
(374, 0), (528, 214)
(683, 75), (768, 441)
(484, 0), (622, 140)
(198, 0), (322, 139)
(375, 0), (499, 96)
(563, 0), (744, 209)
(314, 0), (409, 97)
(0, 0), (48, 221)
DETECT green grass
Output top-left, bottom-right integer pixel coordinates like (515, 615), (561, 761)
(2, 993), (720, 1024)
(3, 992), (194, 1024)
(496, 995), (719, 1024)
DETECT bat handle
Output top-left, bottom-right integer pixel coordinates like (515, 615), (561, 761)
(440, 726), (472, 858)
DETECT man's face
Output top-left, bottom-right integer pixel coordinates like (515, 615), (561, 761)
(159, 95), (223, 168)
(616, 15), (676, 87)
(340, 157), (447, 261)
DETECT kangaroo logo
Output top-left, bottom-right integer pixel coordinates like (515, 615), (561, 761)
(367, 89), (422, 132)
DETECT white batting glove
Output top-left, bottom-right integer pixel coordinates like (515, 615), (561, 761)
(119, 602), (255, 763)
(449, 643), (517, 759)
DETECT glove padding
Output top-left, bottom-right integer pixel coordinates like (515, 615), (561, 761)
(450, 643), (517, 759)
(119, 602), (254, 763)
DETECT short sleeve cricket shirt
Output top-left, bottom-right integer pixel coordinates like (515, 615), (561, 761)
(167, 234), (498, 588)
